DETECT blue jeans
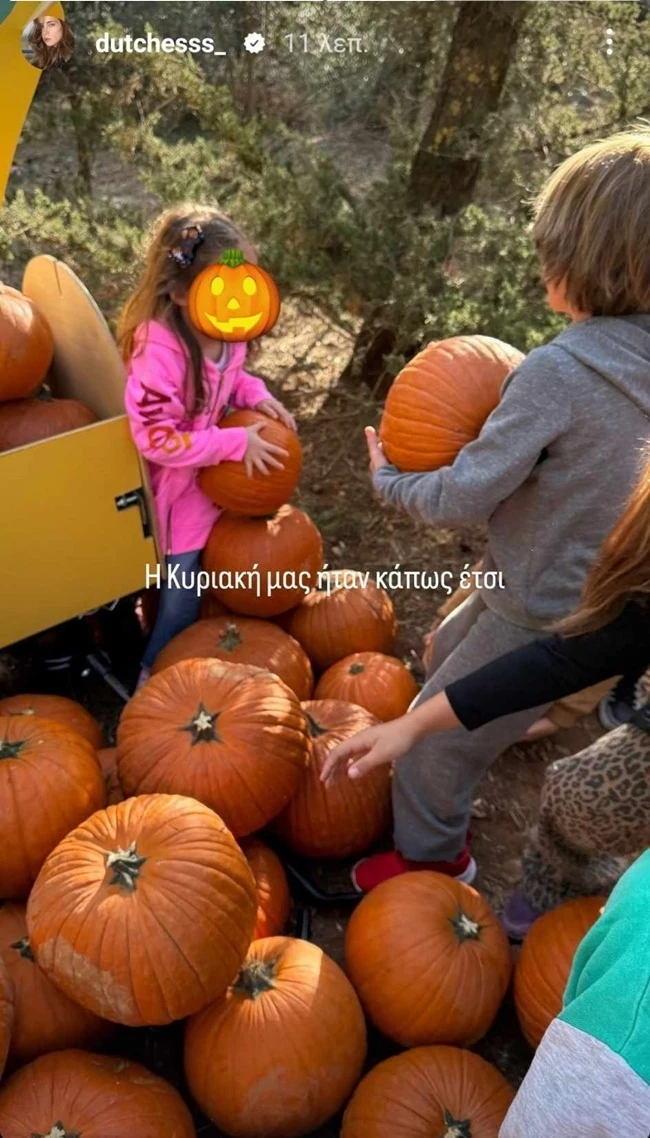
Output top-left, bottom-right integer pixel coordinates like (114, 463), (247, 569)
(141, 550), (202, 669)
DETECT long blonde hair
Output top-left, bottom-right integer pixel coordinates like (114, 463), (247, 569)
(117, 204), (249, 414)
(561, 452), (650, 635)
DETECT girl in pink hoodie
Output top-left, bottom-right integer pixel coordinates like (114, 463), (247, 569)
(119, 204), (294, 686)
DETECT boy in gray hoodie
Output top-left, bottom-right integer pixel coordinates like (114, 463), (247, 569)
(353, 129), (650, 893)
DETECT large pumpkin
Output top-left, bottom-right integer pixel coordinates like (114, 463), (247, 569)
(242, 839), (291, 940)
(315, 651), (418, 720)
(200, 410), (302, 516)
(0, 958), (13, 1080)
(26, 794), (257, 1027)
(185, 936), (367, 1138)
(0, 901), (110, 1067)
(0, 693), (104, 749)
(203, 505), (323, 617)
(0, 1049), (196, 1137)
(345, 872), (511, 1047)
(288, 571), (397, 672)
(0, 716), (106, 898)
(514, 895), (604, 1049)
(188, 249), (280, 342)
(379, 335), (524, 472)
(273, 700), (391, 859)
(97, 747), (124, 805)
(342, 1045), (514, 1138)
(151, 615), (314, 701)
(0, 283), (54, 402)
(0, 395), (97, 453)
(116, 659), (310, 836)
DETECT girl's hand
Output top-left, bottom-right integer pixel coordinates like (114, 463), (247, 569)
(244, 422), (289, 478)
(255, 397), (296, 431)
(320, 717), (417, 786)
(365, 426), (389, 474)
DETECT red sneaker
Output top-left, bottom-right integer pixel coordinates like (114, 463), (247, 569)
(352, 846), (477, 894)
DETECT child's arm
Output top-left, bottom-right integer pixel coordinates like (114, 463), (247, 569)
(233, 365), (296, 430)
(372, 350), (571, 525)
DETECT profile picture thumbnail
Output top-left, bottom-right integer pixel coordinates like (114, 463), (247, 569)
(23, 13), (75, 70)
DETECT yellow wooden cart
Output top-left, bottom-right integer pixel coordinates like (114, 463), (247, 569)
(0, 1), (160, 653)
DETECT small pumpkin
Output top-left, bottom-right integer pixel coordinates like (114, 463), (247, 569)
(0, 284), (54, 402)
(185, 936), (367, 1138)
(0, 901), (110, 1068)
(288, 571), (397, 671)
(0, 716), (106, 898)
(0, 957), (13, 1080)
(241, 839), (291, 940)
(315, 651), (418, 720)
(0, 693), (104, 749)
(514, 895), (605, 1049)
(379, 335), (524, 472)
(151, 616), (314, 701)
(26, 794), (257, 1027)
(345, 871), (511, 1047)
(97, 747), (124, 805)
(199, 410), (302, 517)
(0, 394), (97, 453)
(273, 700), (392, 859)
(0, 1049), (196, 1137)
(203, 505), (323, 617)
(188, 248), (280, 343)
(342, 1045), (514, 1138)
(116, 659), (310, 837)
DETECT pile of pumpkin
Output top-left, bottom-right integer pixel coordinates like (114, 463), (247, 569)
(0, 283), (97, 451)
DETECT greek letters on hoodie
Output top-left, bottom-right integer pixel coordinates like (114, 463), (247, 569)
(124, 320), (271, 554)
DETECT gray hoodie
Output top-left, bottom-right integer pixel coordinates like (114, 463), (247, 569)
(374, 316), (650, 629)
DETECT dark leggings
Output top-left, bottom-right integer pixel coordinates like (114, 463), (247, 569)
(141, 550), (202, 669)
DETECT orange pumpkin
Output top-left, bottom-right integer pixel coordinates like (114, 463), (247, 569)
(288, 571), (397, 671)
(151, 616), (314, 701)
(345, 872), (511, 1047)
(0, 958), (13, 1080)
(0, 693), (104, 748)
(343, 1046), (514, 1138)
(0, 284), (54, 402)
(26, 794), (257, 1027)
(242, 839), (291, 940)
(188, 249), (280, 343)
(0, 1049), (196, 1137)
(203, 505), (323, 617)
(514, 895), (605, 1049)
(0, 716), (106, 898)
(200, 592), (230, 620)
(0, 396), (97, 453)
(200, 410), (302, 517)
(97, 746), (124, 805)
(0, 901), (110, 1068)
(273, 700), (391, 859)
(315, 651), (418, 720)
(379, 335), (524, 471)
(116, 659), (310, 836)
(185, 936), (367, 1138)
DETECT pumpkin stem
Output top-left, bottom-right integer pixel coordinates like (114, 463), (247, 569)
(304, 712), (329, 739)
(442, 1110), (472, 1138)
(218, 622), (243, 653)
(233, 956), (278, 1000)
(181, 702), (221, 744)
(105, 842), (147, 891)
(349, 663), (366, 675)
(0, 738), (25, 760)
(220, 248), (246, 268)
(32, 1125), (81, 1138)
(449, 908), (482, 942)
(11, 936), (34, 962)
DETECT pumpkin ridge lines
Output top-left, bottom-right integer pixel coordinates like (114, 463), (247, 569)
(148, 867), (253, 952)
(130, 886), (196, 1022)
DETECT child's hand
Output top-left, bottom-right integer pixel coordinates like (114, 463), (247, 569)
(244, 422), (289, 478)
(255, 397), (296, 431)
(365, 426), (389, 474)
(320, 717), (417, 786)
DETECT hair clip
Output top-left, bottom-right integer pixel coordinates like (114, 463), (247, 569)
(168, 224), (205, 268)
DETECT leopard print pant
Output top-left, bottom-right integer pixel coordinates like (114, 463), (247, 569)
(521, 723), (650, 913)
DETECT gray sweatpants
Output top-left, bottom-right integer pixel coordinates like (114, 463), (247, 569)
(393, 591), (551, 861)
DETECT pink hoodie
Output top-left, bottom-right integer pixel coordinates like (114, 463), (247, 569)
(124, 320), (271, 555)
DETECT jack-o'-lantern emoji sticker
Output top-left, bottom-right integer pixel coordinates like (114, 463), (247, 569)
(188, 249), (281, 342)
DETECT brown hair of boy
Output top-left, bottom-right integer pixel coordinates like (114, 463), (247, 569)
(533, 129), (650, 317)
